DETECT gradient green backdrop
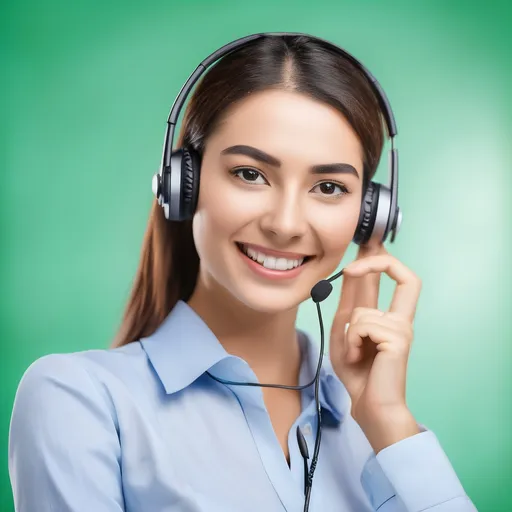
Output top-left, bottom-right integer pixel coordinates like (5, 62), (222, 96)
(2, 1), (511, 511)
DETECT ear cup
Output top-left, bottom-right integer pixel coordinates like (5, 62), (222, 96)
(162, 148), (201, 221)
(179, 147), (201, 220)
(353, 181), (380, 245)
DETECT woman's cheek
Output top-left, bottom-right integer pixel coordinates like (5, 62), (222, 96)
(312, 203), (360, 252)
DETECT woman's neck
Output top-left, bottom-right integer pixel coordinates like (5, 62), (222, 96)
(187, 277), (301, 386)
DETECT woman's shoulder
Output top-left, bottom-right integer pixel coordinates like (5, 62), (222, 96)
(8, 347), (141, 510)
(21, 341), (145, 382)
(13, 342), (154, 420)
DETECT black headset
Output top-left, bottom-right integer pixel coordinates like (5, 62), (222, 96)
(152, 32), (402, 246)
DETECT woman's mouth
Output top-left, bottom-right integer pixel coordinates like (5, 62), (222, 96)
(235, 242), (313, 275)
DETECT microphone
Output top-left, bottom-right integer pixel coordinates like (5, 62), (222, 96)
(310, 268), (344, 303)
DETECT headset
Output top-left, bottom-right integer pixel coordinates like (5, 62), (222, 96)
(152, 32), (402, 246)
(151, 32), (402, 512)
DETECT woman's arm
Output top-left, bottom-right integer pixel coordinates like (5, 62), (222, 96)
(360, 424), (478, 511)
(329, 248), (477, 510)
(9, 353), (125, 511)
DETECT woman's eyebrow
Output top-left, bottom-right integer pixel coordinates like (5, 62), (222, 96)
(220, 144), (359, 179)
(310, 163), (359, 179)
(221, 145), (281, 167)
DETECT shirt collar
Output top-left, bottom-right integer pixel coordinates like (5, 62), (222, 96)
(139, 300), (349, 422)
(140, 300), (231, 395)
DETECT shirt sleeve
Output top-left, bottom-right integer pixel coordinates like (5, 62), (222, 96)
(360, 428), (478, 511)
(8, 353), (125, 512)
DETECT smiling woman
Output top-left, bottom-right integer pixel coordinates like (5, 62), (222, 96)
(189, 86), (364, 313)
(8, 33), (477, 512)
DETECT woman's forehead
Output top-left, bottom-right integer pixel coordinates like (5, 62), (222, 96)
(208, 89), (363, 165)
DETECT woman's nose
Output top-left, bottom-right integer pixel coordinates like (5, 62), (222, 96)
(259, 193), (308, 243)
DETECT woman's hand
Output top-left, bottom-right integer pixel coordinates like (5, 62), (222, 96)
(329, 243), (423, 453)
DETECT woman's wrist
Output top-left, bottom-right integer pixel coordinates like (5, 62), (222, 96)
(355, 406), (420, 455)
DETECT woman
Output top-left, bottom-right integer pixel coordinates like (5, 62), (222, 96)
(9, 33), (477, 511)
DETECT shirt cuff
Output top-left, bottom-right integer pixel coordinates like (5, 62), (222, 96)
(361, 427), (468, 511)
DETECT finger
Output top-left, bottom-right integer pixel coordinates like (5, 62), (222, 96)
(353, 268), (381, 310)
(344, 313), (385, 365)
(345, 321), (409, 364)
(353, 312), (414, 342)
(345, 321), (378, 365)
(350, 307), (384, 326)
(357, 241), (389, 259)
(343, 255), (422, 323)
(332, 244), (388, 361)
(334, 307), (382, 364)
(336, 270), (363, 319)
(353, 243), (386, 310)
(335, 247), (383, 323)
(332, 275), (367, 364)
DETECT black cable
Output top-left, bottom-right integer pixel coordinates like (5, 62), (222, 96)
(205, 269), (343, 512)
(303, 302), (324, 511)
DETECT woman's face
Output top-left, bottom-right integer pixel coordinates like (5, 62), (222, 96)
(192, 89), (364, 313)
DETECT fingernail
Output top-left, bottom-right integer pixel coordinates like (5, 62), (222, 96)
(344, 322), (350, 335)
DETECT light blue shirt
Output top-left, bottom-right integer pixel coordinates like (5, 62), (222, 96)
(9, 300), (477, 511)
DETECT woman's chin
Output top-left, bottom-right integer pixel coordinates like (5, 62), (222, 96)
(229, 284), (312, 315)
(223, 263), (337, 314)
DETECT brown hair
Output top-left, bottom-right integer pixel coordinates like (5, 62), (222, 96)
(111, 34), (386, 348)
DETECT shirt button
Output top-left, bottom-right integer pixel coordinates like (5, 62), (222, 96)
(302, 423), (312, 435)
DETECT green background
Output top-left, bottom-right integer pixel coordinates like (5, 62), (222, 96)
(2, 0), (511, 510)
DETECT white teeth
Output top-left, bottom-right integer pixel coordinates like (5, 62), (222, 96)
(263, 256), (277, 269)
(275, 258), (288, 271)
(247, 247), (257, 259)
(241, 244), (305, 271)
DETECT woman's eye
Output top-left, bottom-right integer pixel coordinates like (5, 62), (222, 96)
(231, 167), (268, 185)
(311, 182), (349, 197)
